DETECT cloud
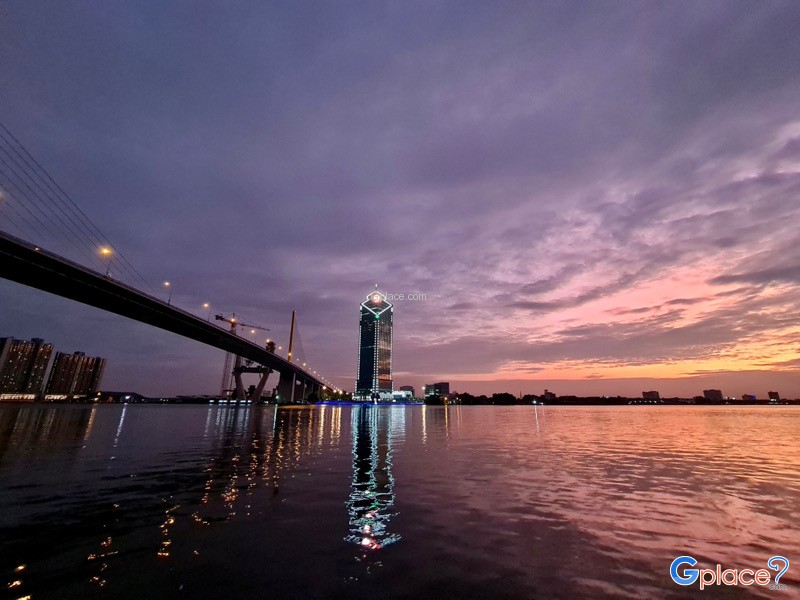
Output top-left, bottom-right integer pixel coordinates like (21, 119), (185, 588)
(772, 137), (800, 162)
(1, 2), (800, 396)
(663, 298), (704, 306)
(710, 265), (800, 286)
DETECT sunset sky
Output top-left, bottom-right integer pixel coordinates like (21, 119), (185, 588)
(1, 1), (799, 398)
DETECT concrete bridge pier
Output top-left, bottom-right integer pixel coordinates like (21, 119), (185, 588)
(233, 373), (246, 400)
(251, 369), (271, 402)
(276, 370), (296, 404)
(282, 376), (318, 403)
(296, 380), (321, 402)
(233, 355), (246, 400)
(300, 378), (308, 401)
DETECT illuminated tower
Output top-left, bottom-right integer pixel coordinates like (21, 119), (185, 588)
(355, 287), (393, 399)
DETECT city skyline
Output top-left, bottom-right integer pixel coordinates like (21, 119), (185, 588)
(1, 2), (800, 397)
(0, 336), (105, 399)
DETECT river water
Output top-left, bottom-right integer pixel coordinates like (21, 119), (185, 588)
(0, 404), (798, 599)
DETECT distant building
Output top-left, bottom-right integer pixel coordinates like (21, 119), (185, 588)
(355, 288), (393, 399)
(392, 390), (413, 402)
(399, 385), (415, 398)
(703, 389), (724, 402)
(424, 382), (450, 398)
(543, 389), (557, 401)
(642, 390), (660, 400)
(46, 351), (105, 398)
(742, 394), (756, 401)
(768, 391), (781, 401)
(0, 337), (54, 399)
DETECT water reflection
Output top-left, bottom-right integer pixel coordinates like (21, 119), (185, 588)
(345, 406), (401, 555)
(187, 406), (334, 523)
(2, 404), (799, 599)
(0, 404), (94, 465)
(0, 403), (356, 597)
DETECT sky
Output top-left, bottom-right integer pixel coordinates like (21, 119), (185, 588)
(1, 1), (799, 398)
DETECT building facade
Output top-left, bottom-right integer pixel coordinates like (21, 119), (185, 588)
(355, 288), (393, 399)
(0, 337), (54, 399)
(424, 382), (450, 398)
(46, 351), (105, 398)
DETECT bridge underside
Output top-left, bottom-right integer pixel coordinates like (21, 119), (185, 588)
(0, 231), (324, 400)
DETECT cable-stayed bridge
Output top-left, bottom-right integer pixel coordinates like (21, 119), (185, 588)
(0, 123), (332, 403)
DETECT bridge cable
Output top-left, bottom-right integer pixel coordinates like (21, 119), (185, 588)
(0, 180), (51, 241)
(0, 159), (87, 257)
(0, 129), (115, 273)
(0, 124), (148, 289)
(0, 133), (117, 275)
(293, 321), (307, 370)
(4, 129), (155, 292)
(0, 151), (107, 270)
(0, 122), (154, 292)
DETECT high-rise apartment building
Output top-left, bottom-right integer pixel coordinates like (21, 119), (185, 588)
(0, 337), (54, 398)
(46, 351), (105, 397)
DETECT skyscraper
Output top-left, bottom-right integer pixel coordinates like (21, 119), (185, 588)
(0, 337), (54, 399)
(356, 287), (393, 399)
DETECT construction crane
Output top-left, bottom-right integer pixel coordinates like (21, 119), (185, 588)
(214, 313), (270, 334)
(215, 313), (270, 398)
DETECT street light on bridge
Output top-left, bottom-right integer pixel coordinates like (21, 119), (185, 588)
(163, 281), (172, 305)
(202, 302), (211, 321)
(99, 247), (112, 276)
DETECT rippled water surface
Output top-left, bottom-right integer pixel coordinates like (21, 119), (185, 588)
(1, 404), (798, 599)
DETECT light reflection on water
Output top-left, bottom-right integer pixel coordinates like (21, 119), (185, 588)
(0, 403), (799, 599)
(345, 406), (400, 554)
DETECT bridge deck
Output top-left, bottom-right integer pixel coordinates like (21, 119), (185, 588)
(0, 230), (324, 388)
